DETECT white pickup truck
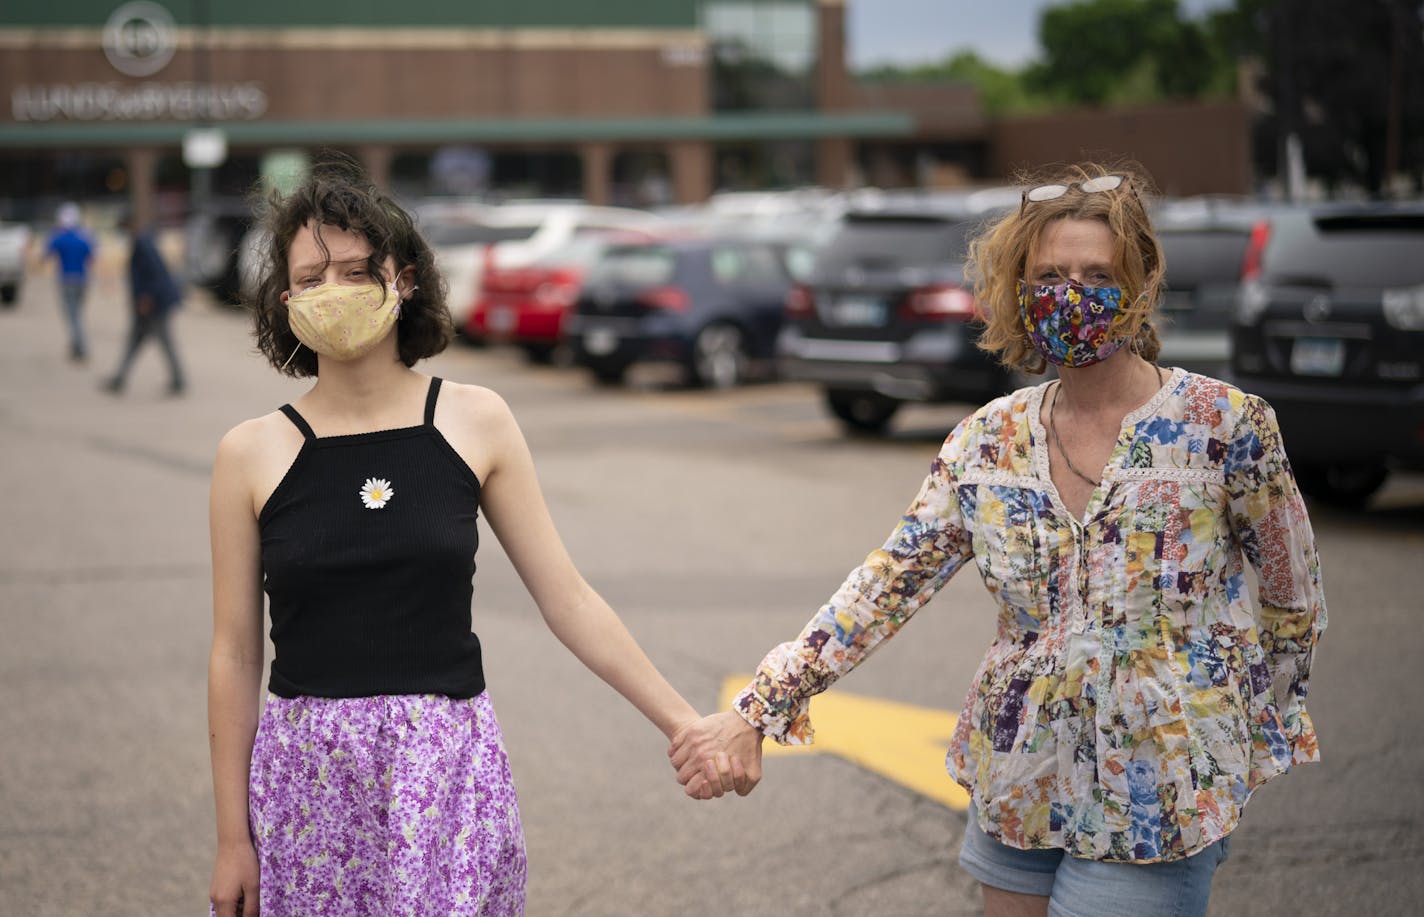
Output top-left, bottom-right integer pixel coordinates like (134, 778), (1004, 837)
(0, 221), (30, 305)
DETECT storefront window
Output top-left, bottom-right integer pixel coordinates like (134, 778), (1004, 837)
(703, 1), (817, 112)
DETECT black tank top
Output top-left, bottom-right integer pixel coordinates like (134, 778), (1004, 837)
(259, 377), (486, 699)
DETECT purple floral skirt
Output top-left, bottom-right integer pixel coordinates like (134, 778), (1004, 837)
(226, 691), (527, 916)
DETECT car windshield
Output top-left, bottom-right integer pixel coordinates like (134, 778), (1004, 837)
(816, 216), (976, 272)
(588, 247), (677, 287)
(1269, 212), (1424, 287)
(532, 235), (615, 269)
(1158, 229), (1251, 290)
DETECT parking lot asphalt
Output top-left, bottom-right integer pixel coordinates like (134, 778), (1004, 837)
(2, 272), (1422, 916)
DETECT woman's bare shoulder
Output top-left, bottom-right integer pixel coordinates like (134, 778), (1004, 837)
(436, 379), (517, 429)
(219, 410), (293, 449)
(432, 380), (526, 480)
(215, 410), (306, 470)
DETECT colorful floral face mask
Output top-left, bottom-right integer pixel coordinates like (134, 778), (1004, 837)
(1016, 279), (1126, 367)
(284, 281), (401, 362)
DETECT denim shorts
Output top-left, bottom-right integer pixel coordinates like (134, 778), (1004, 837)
(958, 808), (1230, 917)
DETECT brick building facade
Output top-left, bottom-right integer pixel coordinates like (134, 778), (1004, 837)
(0, 0), (1250, 225)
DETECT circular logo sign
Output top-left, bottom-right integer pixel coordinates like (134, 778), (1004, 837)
(103, 2), (178, 78)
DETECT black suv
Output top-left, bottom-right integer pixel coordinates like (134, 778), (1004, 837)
(777, 204), (1012, 433)
(1230, 202), (1424, 506)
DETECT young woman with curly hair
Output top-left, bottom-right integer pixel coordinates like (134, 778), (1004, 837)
(207, 155), (705, 916)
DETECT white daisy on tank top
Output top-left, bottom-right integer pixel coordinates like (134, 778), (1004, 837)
(360, 477), (394, 509)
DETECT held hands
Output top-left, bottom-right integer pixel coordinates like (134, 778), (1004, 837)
(668, 711), (765, 800)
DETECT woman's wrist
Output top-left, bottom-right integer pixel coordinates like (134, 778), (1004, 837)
(658, 699), (704, 741)
(216, 830), (254, 850)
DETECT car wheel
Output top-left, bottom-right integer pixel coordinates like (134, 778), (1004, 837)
(824, 389), (901, 435)
(691, 322), (747, 389)
(521, 343), (557, 364)
(588, 360), (630, 386)
(1294, 462), (1389, 509)
(0, 283), (16, 305)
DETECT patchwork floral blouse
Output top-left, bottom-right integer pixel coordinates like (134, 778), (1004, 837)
(734, 368), (1325, 863)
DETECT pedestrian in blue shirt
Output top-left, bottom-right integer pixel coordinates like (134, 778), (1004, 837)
(104, 219), (186, 396)
(45, 202), (94, 362)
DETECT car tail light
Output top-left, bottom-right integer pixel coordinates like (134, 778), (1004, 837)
(638, 285), (690, 311)
(1235, 279), (1270, 325)
(902, 284), (977, 320)
(785, 284), (815, 318)
(464, 299), (490, 334)
(1240, 219), (1271, 281)
(533, 275), (581, 309)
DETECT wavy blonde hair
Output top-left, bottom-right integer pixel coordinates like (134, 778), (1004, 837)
(968, 161), (1165, 374)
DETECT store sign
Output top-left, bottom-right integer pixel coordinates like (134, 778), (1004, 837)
(103, 1), (178, 78)
(7, 2), (268, 123)
(11, 83), (267, 122)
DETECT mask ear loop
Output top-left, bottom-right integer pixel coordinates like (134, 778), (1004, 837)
(279, 341), (304, 372)
(393, 281), (417, 320)
(278, 289), (304, 370)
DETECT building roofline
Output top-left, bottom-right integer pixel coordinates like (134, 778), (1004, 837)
(0, 27), (709, 51)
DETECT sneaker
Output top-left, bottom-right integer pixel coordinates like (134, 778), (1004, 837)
(166, 381), (186, 397)
(102, 377), (123, 394)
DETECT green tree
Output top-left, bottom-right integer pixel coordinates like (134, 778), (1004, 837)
(858, 51), (1048, 115)
(852, 0), (1253, 118)
(1255, 0), (1424, 195)
(1027, 0), (1219, 106)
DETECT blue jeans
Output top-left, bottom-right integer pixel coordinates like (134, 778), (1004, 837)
(958, 807), (1230, 917)
(58, 278), (87, 357)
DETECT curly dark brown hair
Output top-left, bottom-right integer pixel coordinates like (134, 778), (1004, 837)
(967, 160), (1165, 375)
(249, 152), (452, 377)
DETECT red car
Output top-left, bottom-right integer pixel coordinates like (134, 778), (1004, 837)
(465, 231), (657, 362)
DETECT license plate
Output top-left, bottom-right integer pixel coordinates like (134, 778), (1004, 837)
(584, 328), (618, 356)
(829, 297), (886, 327)
(489, 307), (516, 334)
(1290, 337), (1344, 376)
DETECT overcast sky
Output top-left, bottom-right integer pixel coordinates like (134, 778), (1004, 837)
(847, 0), (1234, 70)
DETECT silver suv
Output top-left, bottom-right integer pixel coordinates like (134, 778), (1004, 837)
(777, 203), (1011, 434)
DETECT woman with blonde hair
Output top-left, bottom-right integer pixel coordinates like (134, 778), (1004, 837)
(671, 161), (1326, 916)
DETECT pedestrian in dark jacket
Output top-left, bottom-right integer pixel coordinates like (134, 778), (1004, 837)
(105, 221), (186, 396)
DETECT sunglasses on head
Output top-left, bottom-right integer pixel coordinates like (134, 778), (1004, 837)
(1020, 174), (1127, 210)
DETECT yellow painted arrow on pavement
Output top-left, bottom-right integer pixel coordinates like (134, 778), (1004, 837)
(718, 675), (970, 811)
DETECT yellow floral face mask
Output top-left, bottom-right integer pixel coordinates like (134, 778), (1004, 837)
(284, 281), (401, 362)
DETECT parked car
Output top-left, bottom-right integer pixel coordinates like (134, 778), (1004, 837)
(185, 197), (253, 304)
(417, 200), (543, 331)
(564, 238), (794, 388)
(427, 201), (662, 334)
(1153, 198), (1281, 379)
(777, 203), (1012, 434)
(465, 229), (660, 362)
(1230, 201), (1424, 506)
(0, 221), (30, 305)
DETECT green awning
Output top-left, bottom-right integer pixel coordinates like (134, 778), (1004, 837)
(0, 111), (915, 148)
